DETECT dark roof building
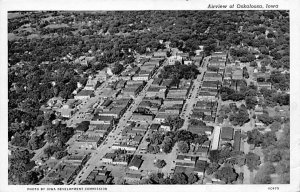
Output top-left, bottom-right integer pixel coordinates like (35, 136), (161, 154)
(233, 129), (241, 151)
(221, 127), (234, 141)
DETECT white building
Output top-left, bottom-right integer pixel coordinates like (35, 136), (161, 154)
(211, 126), (221, 150)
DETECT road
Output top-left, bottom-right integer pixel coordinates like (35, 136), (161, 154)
(72, 61), (168, 184)
(180, 56), (209, 130)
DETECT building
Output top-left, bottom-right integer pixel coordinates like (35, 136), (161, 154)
(128, 155), (143, 171)
(102, 153), (117, 164)
(132, 73), (151, 81)
(131, 113), (153, 122)
(211, 52), (227, 60)
(111, 144), (136, 152)
(87, 124), (111, 137)
(167, 89), (188, 99)
(168, 55), (183, 65)
(232, 70), (243, 80)
(211, 126), (221, 150)
(91, 115), (114, 125)
(257, 82), (272, 90)
(233, 130), (241, 151)
(124, 173), (142, 184)
(74, 134), (102, 150)
(60, 109), (74, 118)
(221, 127), (234, 141)
(74, 90), (94, 100)
(75, 121), (90, 134)
(194, 160), (208, 177)
(160, 123), (171, 132)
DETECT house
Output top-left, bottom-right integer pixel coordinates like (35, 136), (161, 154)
(221, 127), (234, 141)
(167, 89), (188, 99)
(128, 155), (143, 171)
(232, 70), (243, 80)
(203, 72), (223, 81)
(65, 154), (89, 165)
(184, 60), (193, 65)
(152, 78), (163, 86)
(154, 113), (177, 123)
(188, 125), (213, 135)
(201, 140), (211, 148)
(84, 78), (100, 91)
(211, 52), (227, 60)
(97, 70), (108, 82)
(60, 109), (74, 118)
(211, 126), (221, 150)
(102, 153), (117, 164)
(196, 147), (209, 159)
(124, 173), (142, 184)
(233, 130), (241, 151)
(254, 105), (264, 115)
(75, 121), (90, 134)
(163, 99), (184, 107)
(62, 99), (77, 109)
(112, 154), (130, 166)
(149, 124), (160, 131)
(153, 51), (167, 58)
(131, 113), (153, 122)
(168, 55), (183, 65)
(197, 92), (217, 101)
(74, 90), (94, 100)
(257, 82), (272, 90)
(111, 144), (136, 152)
(145, 86), (166, 99)
(132, 73), (151, 81)
(87, 124), (111, 137)
(203, 115), (215, 124)
(91, 115), (114, 125)
(194, 160), (208, 177)
(74, 134), (102, 150)
(202, 81), (219, 90)
(160, 123), (171, 132)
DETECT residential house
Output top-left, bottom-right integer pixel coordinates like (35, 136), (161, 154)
(221, 127), (234, 141)
(74, 90), (94, 100)
(128, 155), (143, 171)
(124, 173), (142, 184)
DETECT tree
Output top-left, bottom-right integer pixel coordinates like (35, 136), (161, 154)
(165, 116), (184, 131)
(206, 162), (220, 175)
(257, 114), (274, 125)
(245, 96), (258, 110)
(9, 149), (35, 184)
(11, 132), (30, 148)
(261, 132), (277, 148)
(269, 121), (281, 132)
(171, 172), (188, 184)
(247, 129), (263, 147)
(187, 173), (199, 184)
(177, 141), (190, 153)
(54, 150), (68, 159)
(215, 166), (238, 184)
(27, 134), (45, 150)
(229, 107), (250, 126)
(253, 162), (275, 184)
(245, 152), (261, 171)
(112, 63), (124, 75)
(155, 159), (167, 169)
(194, 134), (208, 145)
(250, 61), (258, 67)
(253, 171), (271, 184)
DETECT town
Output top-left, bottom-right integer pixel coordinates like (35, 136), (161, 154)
(8, 11), (290, 185)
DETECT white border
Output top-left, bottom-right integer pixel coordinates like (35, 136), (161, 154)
(1, 0), (300, 192)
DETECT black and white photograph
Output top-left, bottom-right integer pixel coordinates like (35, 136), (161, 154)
(1, 0), (300, 192)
